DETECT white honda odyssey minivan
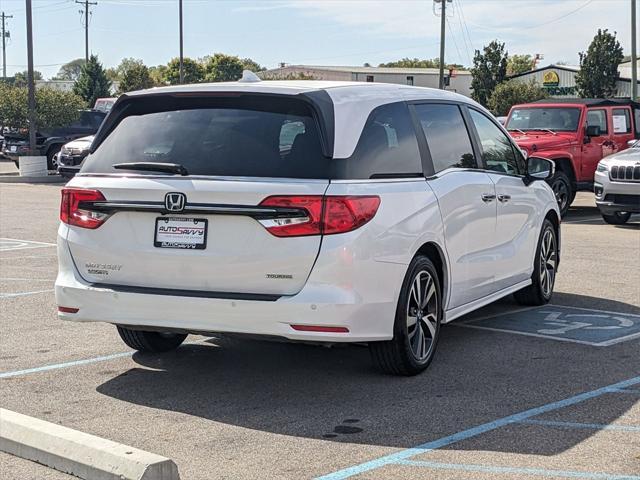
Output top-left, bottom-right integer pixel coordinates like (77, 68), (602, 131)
(56, 79), (560, 375)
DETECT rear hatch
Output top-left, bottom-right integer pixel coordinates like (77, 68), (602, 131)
(64, 93), (332, 297)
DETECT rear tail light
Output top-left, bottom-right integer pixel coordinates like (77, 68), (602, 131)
(58, 306), (79, 313)
(290, 325), (349, 333)
(60, 188), (110, 229)
(259, 195), (380, 237)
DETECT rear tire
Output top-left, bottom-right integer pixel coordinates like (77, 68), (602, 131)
(116, 326), (187, 353)
(514, 219), (558, 306)
(370, 256), (442, 376)
(547, 170), (573, 217)
(602, 212), (631, 225)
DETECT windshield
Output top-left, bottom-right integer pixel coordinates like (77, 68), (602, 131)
(81, 96), (329, 179)
(506, 107), (581, 132)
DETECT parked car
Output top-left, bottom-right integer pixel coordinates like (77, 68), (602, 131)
(594, 139), (640, 224)
(56, 81), (560, 376)
(505, 98), (639, 216)
(93, 98), (117, 113)
(1, 110), (106, 170)
(56, 135), (94, 179)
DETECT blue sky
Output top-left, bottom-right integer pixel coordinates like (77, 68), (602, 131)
(0, 0), (635, 79)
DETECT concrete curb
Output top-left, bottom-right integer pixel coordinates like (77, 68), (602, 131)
(0, 409), (180, 480)
(0, 175), (66, 184)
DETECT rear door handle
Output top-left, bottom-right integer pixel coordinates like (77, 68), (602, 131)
(481, 193), (496, 203)
(497, 194), (511, 203)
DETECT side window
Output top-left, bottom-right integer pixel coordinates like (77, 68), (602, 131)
(469, 109), (523, 175)
(413, 103), (476, 173)
(612, 108), (631, 134)
(586, 109), (608, 134)
(337, 102), (421, 179)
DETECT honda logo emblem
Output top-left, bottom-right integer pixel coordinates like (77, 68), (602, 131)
(165, 192), (186, 212)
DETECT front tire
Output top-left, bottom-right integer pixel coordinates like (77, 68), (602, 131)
(547, 171), (573, 217)
(116, 326), (187, 353)
(370, 256), (442, 376)
(46, 146), (61, 170)
(514, 219), (558, 306)
(602, 212), (631, 225)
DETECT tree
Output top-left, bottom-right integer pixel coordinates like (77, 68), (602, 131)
(0, 83), (84, 131)
(10, 70), (42, 87)
(116, 59), (154, 94)
(488, 80), (548, 116)
(163, 57), (204, 85)
(149, 65), (168, 86)
(378, 57), (465, 69)
(470, 40), (508, 106)
(73, 55), (112, 107)
(507, 54), (534, 76)
(575, 29), (624, 98)
(240, 57), (265, 72)
(203, 53), (244, 82)
(53, 59), (86, 81)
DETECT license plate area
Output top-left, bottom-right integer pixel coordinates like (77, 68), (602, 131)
(154, 217), (207, 250)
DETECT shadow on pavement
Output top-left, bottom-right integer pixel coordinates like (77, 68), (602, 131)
(96, 295), (639, 454)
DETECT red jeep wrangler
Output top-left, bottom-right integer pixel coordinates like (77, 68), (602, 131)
(505, 99), (640, 216)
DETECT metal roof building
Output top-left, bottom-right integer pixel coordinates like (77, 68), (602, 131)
(510, 62), (640, 98)
(260, 65), (473, 97)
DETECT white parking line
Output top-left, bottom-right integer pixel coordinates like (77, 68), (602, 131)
(0, 289), (55, 299)
(0, 238), (56, 252)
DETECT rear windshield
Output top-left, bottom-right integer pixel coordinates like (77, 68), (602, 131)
(81, 96), (329, 179)
(506, 107), (581, 132)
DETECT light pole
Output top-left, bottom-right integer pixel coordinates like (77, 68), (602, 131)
(25, 0), (37, 155)
(632, 0), (637, 101)
(179, 0), (184, 84)
(435, 0), (452, 89)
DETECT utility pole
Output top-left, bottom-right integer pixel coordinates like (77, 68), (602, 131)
(76, 0), (97, 63)
(632, 0), (637, 101)
(435, 0), (452, 89)
(179, 0), (184, 83)
(25, 0), (36, 155)
(1, 12), (13, 81)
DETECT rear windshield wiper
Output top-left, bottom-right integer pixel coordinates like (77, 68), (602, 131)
(112, 162), (189, 176)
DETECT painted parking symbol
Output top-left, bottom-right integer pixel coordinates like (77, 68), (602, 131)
(458, 305), (640, 346)
(0, 238), (55, 251)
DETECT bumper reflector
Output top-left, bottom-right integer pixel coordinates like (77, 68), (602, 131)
(290, 325), (349, 333)
(58, 306), (79, 314)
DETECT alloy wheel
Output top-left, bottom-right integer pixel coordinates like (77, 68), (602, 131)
(539, 228), (557, 298)
(406, 270), (438, 362)
(551, 179), (569, 212)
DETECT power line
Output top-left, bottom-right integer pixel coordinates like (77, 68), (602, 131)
(446, 17), (464, 66)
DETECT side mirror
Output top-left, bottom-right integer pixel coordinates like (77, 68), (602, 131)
(585, 125), (601, 137)
(524, 156), (554, 185)
(627, 139), (639, 148)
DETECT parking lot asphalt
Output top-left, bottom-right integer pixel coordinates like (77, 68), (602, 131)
(0, 183), (638, 480)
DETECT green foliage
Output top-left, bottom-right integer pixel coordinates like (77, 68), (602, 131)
(507, 55), (534, 76)
(9, 70), (43, 87)
(0, 83), (84, 130)
(73, 55), (112, 107)
(488, 80), (548, 116)
(149, 65), (168, 86)
(471, 40), (508, 106)
(163, 57), (204, 85)
(378, 57), (465, 69)
(240, 57), (265, 72)
(53, 59), (86, 81)
(575, 29), (624, 98)
(117, 59), (154, 94)
(203, 53), (245, 82)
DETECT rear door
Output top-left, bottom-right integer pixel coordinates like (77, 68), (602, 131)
(413, 102), (498, 309)
(65, 95), (331, 296)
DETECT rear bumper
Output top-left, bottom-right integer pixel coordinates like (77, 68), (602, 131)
(55, 230), (404, 343)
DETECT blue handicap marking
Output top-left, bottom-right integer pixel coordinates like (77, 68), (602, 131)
(460, 305), (640, 346)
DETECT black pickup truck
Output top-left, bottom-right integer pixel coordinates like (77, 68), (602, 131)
(1, 110), (106, 170)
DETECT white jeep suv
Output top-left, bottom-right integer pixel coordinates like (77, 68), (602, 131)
(56, 80), (560, 375)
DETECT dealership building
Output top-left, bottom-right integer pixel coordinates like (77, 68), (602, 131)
(261, 65), (473, 96)
(510, 61), (640, 98)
